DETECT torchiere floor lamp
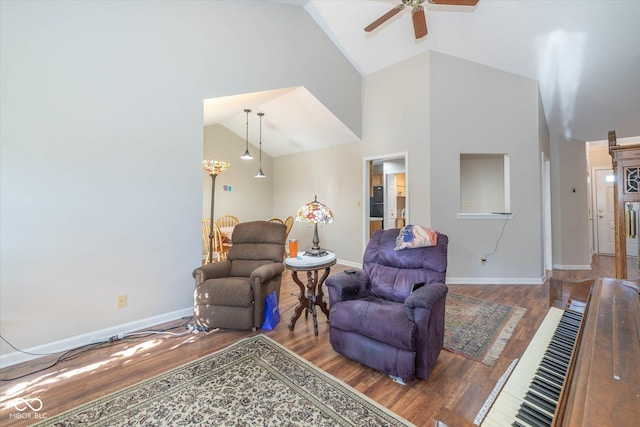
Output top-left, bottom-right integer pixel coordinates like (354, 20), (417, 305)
(203, 160), (229, 263)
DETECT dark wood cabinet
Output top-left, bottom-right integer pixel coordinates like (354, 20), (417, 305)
(608, 131), (640, 279)
(370, 219), (382, 237)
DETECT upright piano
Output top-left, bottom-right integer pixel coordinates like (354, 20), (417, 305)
(436, 277), (640, 427)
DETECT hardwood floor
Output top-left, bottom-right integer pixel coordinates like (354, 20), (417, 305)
(0, 255), (616, 426)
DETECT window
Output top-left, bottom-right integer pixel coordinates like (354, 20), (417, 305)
(460, 153), (510, 214)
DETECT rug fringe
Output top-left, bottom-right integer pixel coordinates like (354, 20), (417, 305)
(482, 307), (526, 367)
(473, 358), (519, 425)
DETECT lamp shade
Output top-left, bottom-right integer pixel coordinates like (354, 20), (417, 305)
(203, 160), (229, 176)
(295, 196), (333, 256)
(296, 196), (334, 224)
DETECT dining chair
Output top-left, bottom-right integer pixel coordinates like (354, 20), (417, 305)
(269, 216), (293, 259)
(215, 214), (240, 228)
(283, 216), (294, 239)
(202, 218), (224, 263)
(216, 223), (232, 260)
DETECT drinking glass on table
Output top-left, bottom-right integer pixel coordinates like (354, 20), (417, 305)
(289, 239), (298, 258)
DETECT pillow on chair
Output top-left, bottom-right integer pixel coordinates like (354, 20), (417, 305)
(395, 224), (438, 250)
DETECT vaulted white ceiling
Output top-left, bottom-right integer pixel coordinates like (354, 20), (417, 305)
(204, 86), (359, 158)
(205, 0), (640, 157)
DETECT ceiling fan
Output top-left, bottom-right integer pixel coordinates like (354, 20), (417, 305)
(364, 0), (479, 40)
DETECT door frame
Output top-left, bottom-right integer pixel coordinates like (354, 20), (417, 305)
(542, 154), (552, 271)
(362, 152), (408, 253)
(591, 166), (615, 255)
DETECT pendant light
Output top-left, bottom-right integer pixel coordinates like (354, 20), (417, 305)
(255, 112), (266, 178)
(240, 108), (253, 160)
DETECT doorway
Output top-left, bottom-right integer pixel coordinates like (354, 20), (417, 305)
(592, 167), (640, 263)
(593, 167), (616, 255)
(363, 153), (408, 252)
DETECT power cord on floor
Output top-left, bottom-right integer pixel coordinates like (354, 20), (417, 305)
(0, 317), (194, 382)
(281, 292), (303, 315)
(0, 335), (120, 382)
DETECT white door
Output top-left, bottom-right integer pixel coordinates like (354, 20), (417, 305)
(595, 168), (615, 254)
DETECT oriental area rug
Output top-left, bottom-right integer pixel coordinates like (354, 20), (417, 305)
(444, 294), (526, 366)
(35, 335), (414, 427)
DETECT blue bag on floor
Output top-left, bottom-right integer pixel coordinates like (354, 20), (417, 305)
(261, 291), (280, 330)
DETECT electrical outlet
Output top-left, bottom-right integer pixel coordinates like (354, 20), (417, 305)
(117, 294), (127, 308)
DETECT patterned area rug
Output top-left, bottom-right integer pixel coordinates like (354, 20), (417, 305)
(36, 335), (414, 427)
(444, 294), (526, 366)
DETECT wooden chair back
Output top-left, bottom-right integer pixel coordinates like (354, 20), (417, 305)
(215, 214), (240, 228)
(283, 216), (294, 239)
(217, 223), (232, 259)
(202, 218), (224, 263)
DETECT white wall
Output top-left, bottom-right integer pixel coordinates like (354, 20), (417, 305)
(550, 134), (591, 269)
(588, 145), (612, 169)
(537, 90), (552, 272)
(364, 53), (432, 226)
(273, 142), (364, 262)
(0, 1), (361, 364)
(202, 125), (273, 222)
(429, 51), (546, 283)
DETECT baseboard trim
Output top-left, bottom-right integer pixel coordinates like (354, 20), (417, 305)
(0, 308), (194, 369)
(552, 264), (592, 270)
(337, 259), (362, 269)
(446, 276), (546, 285)
(335, 262), (546, 285)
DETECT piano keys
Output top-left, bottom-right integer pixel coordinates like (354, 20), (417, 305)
(481, 307), (583, 427)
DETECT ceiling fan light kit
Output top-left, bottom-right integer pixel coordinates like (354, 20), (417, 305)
(364, 0), (479, 40)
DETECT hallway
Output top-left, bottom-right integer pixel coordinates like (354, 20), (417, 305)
(552, 253), (640, 282)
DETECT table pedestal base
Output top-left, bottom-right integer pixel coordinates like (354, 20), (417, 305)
(288, 267), (332, 335)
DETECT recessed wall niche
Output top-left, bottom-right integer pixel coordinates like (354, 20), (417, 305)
(460, 153), (510, 214)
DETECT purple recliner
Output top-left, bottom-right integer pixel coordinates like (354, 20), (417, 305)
(326, 228), (448, 382)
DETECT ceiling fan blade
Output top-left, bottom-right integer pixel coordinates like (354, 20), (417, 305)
(412, 6), (428, 39)
(428, 0), (479, 5)
(364, 5), (405, 32)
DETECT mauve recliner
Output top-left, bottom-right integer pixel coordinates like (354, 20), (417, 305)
(326, 228), (448, 382)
